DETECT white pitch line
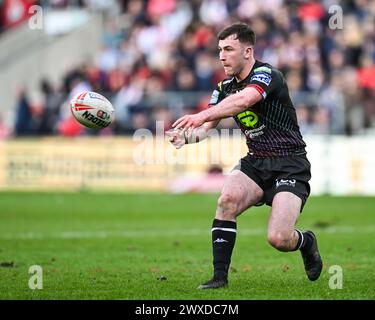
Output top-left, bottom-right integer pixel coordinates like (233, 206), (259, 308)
(0, 226), (375, 240)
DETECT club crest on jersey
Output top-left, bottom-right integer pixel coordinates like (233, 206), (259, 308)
(250, 72), (272, 86)
(236, 110), (259, 128)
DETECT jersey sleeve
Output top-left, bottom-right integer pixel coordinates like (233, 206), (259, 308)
(247, 67), (283, 100)
(208, 82), (225, 107)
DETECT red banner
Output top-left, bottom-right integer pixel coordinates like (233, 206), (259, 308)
(1, 0), (36, 30)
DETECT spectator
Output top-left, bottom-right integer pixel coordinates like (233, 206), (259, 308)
(36, 79), (65, 135)
(14, 87), (35, 136)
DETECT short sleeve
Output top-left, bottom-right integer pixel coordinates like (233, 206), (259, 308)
(247, 67), (282, 100)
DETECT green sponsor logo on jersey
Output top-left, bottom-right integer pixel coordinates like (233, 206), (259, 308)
(253, 66), (271, 74)
(236, 110), (259, 128)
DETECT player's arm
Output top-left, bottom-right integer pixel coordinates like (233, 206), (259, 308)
(172, 87), (262, 130)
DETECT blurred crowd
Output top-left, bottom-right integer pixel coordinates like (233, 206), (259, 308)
(1, 0), (375, 138)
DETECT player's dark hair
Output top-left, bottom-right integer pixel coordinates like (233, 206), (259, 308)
(218, 23), (256, 46)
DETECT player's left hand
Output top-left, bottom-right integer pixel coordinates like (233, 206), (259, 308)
(172, 113), (206, 130)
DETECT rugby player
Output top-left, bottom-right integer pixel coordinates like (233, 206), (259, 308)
(166, 23), (322, 289)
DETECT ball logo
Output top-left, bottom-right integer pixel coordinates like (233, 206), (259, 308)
(236, 110), (259, 128)
(81, 111), (110, 128)
(97, 110), (109, 120)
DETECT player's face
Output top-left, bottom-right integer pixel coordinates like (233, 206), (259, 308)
(218, 35), (251, 77)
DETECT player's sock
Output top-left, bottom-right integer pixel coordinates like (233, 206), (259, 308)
(211, 219), (237, 280)
(294, 229), (313, 251)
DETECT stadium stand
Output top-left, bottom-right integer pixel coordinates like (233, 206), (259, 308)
(0, 0), (374, 138)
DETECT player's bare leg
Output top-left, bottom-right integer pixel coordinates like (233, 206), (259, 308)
(215, 171), (264, 222)
(267, 192), (323, 281)
(267, 192), (302, 251)
(198, 170), (263, 289)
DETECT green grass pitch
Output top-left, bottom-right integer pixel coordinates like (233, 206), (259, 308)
(0, 192), (374, 300)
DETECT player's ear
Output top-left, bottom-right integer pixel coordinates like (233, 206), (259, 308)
(244, 46), (253, 59)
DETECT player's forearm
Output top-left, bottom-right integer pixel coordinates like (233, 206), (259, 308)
(200, 92), (252, 122)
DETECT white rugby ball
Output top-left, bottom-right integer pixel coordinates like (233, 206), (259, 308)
(70, 91), (115, 129)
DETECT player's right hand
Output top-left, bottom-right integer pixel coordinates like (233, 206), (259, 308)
(165, 129), (185, 149)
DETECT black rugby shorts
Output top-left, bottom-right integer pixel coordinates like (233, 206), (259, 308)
(233, 154), (311, 212)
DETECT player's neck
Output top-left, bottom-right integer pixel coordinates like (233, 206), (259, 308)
(235, 58), (256, 82)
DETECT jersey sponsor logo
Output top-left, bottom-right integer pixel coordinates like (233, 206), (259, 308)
(244, 124), (266, 138)
(253, 66), (272, 74)
(275, 179), (296, 188)
(236, 110), (259, 128)
(250, 72), (272, 86)
(209, 90), (220, 105)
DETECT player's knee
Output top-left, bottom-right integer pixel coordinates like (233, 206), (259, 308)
(267, 231), (290, 251)
(216, 193), (239, 220)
